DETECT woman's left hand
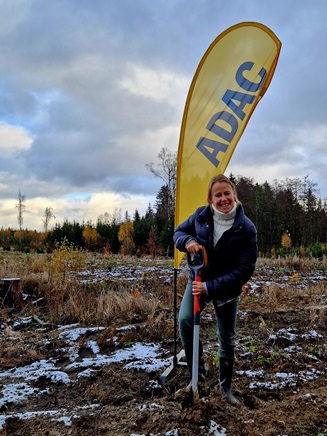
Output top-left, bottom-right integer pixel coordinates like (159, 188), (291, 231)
(192, 280), (206, 296)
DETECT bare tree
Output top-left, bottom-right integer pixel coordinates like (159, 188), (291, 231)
(16, 190), (29, 230)
(145, 147), (177, 217)
(42, 207), (56, 232)
(97, 208), (122, 225)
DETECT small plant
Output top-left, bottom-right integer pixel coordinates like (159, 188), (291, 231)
(308, 344), (323, 355)
(290, 272), (300, 282)
(243, 339), (257, 353)
(271, 351), (291, 361)
(257, 355), (271, 367)
(210, 351), (219, 369)
(48, 237), (86, 281)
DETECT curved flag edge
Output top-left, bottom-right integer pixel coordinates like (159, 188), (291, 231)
(174, 22), (282, 269)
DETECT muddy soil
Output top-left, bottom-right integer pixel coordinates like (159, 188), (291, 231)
(0, 267), (326, 436)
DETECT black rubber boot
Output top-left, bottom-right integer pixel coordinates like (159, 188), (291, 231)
(219, 358), (240, 406)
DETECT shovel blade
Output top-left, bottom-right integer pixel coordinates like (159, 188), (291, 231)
(192, 324), (200, 400)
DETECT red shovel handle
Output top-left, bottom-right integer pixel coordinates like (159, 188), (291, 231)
(194, 295), (201, 315)
(193, 276), (202, 314)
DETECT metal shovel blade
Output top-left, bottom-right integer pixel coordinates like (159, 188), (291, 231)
(187, 247), (207, 402)
(192, 324), (200, 401)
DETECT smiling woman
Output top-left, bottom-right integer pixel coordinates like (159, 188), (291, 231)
(174, 174), (258, 405)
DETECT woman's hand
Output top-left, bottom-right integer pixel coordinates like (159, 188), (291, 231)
(192, 280), (206, 296)
(186, 241), (202, 253)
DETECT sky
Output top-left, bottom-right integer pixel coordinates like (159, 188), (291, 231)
(1, 0), (327, 231)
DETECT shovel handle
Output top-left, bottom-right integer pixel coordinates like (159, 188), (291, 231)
(193, 295), (200, 317)
(192, 275), (202, 400)
(193, 275), (202, 317)
(193, 276), (202, 314)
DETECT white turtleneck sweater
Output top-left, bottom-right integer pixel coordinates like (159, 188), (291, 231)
(204, 203), (238, 306)
(212, 203), (237, 246)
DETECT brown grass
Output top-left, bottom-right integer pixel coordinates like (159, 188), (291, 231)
(1, 251), (326, 332)
(0, 251), (175, 329)
(257, 254), (327, 271)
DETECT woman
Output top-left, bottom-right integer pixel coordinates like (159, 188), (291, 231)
(173, 174), (258, 405)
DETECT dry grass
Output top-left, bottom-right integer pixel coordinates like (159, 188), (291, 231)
(1, 251), (326, 332)
(240, 257), (327, 331)
(0, 329), (45, 369)
(0, 251), (326, 375)
(0, 251), (175, 330)
(257, 254), (327, 271)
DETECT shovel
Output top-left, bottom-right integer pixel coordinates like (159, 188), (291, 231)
(187, 246), (207, 401)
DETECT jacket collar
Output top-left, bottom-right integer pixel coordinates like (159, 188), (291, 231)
(198, 204), (245, 231)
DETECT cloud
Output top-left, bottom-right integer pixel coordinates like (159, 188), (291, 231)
(229, 121), (327, 196)
(0, 122), (33, 155)
(1, 0), (327, 231)
(0, 191), (156, 231)
(119, 64), (189, 106)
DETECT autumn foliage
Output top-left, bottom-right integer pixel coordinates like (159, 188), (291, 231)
(118, 221), (135, 255)
(1, 174), (327, 258)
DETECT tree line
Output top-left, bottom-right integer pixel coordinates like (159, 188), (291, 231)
(0, 201), (174, 256)
(1, 172), (327, 258)
(231, 173), (327, 257)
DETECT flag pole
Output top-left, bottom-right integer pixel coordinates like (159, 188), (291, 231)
(173, 267), (178, 366)
(160, 267), (186, 382)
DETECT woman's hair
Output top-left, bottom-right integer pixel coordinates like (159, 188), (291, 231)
(207, 174), (241, 205)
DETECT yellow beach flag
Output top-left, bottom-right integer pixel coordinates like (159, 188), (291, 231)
(174, 22), (281, 268)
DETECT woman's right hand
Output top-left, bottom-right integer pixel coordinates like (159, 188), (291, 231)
(186, 241), (202, 253)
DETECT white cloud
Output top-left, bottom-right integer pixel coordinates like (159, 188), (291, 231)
(228, 122), (327, 197)
(1, 0), (327, 230)
(119, 64), (189, 107)
(0, 192), (156, 231)
(0, 122), (33, 155)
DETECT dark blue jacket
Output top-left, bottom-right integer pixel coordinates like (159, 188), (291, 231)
(173, 204), (258, 301)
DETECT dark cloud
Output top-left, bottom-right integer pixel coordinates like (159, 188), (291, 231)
(1, 0), (327, 229)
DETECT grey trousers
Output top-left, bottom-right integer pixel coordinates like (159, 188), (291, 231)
(178, 281), (238, 360)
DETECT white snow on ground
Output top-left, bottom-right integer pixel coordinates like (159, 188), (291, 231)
(0, 321), (176, 432)
(1, 259), (326, 435)
(0, 321), (324, 433)
(0, 405), (99, 431)
(0, 359), (71, 384)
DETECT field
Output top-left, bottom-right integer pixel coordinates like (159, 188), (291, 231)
(0, 251), (326, 435)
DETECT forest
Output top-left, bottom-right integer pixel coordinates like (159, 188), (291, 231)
(1, 173), (327, 258)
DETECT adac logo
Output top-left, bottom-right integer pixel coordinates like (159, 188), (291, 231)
(196, 61), (266, 167)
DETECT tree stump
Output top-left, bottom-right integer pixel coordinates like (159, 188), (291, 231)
(0, 278), (22, 308)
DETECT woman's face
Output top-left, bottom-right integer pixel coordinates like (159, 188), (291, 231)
(210, 181), (236, 213)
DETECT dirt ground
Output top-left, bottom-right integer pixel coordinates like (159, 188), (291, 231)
(1, 266), (326, 436)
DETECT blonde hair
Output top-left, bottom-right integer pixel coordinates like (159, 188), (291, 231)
(207, 174), (240, 205)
